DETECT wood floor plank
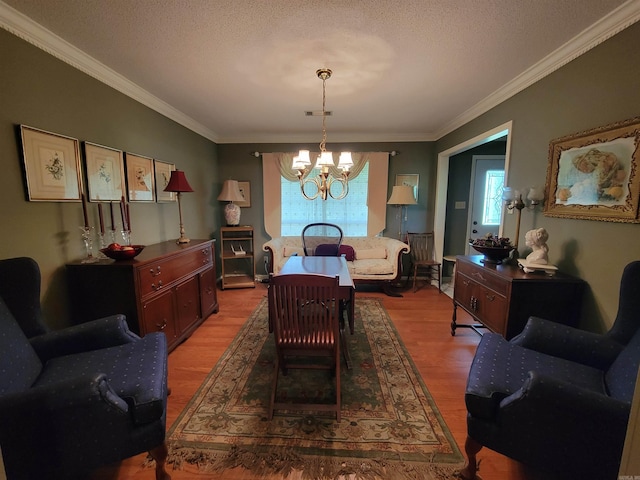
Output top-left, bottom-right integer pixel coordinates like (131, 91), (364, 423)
(91, 282), (532, 480)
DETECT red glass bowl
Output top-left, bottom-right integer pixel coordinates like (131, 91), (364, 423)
(100, 245), (145, 260)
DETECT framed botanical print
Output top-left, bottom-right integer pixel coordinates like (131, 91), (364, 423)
(544, 116), (640, 223)
(125, 152), (155, 202)
(237, 181), (251, 207)
(395, 174), (419, 202)
(83, 142), (126, 202)
(19, 125), (83, 201)
(154, 160), (176, 202)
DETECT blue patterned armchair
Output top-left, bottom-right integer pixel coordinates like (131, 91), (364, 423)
(0, 257), (170, 479)
(460, 260), (640, 480)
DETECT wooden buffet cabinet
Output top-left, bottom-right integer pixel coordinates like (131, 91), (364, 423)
(452, 255), (585, 339)
(67, 239), (219, 351)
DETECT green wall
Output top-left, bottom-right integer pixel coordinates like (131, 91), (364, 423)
(3, 19), (640, 332)
(0, 29), (220, 327)
(216, 142), (436, 263)
(436, 22), (640, 331)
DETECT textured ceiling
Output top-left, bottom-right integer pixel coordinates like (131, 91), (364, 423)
(1, 0), (639, 143)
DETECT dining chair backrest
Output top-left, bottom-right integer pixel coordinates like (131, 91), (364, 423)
(301, 223), (344, 256)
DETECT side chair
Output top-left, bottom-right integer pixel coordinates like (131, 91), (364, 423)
(301, 222), (344, 256)
(0, 257), (170, 480)
(268, 273), (342, 421)
(407, 232), (441, 293)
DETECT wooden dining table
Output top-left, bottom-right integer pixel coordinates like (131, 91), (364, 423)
(278, 255), (356, 368)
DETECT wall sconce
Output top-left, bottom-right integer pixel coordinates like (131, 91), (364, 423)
(502, 186), (545, 251)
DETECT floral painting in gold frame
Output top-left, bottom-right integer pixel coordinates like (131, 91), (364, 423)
(544, 116), (640, 223)
(19, 125), (83, 201)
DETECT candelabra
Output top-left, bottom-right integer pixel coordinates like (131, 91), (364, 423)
(502, 186), (545, 251)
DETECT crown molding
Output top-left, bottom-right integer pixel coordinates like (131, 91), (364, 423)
(434, 0), (640, 140)
(0, 1), (220, 143)
(2, 0), (639, 145)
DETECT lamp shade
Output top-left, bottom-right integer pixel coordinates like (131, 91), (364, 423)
(164, 170), (194, 193)
(387, 185), (417, 205)
(217, 180), (245, 202)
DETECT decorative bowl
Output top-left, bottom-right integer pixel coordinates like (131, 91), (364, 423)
(469, 244), (513, 264)
(100, 245), (145, 260)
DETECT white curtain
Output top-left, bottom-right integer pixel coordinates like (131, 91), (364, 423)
(262, 152), (389, 238)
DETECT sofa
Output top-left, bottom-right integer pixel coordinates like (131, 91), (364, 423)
(263, 236), (409, 294)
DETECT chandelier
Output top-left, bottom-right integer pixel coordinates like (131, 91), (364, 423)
(293, 68), (353, 201)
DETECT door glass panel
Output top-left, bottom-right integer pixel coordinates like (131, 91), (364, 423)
(482, 170), (505, 225)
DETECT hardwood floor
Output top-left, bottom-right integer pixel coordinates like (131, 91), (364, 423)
(92, 281), (532, 480)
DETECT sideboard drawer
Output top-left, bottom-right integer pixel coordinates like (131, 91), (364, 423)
(457, 261), (509, 297)
(137, 246), (212, 297)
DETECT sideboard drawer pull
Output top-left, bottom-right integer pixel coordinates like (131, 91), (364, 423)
(471, 271), (487, 282)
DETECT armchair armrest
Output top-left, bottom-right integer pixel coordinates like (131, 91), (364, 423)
(0, 373), (128, 414)
(510, 316), (623, 370)
(30, 314), (139, 363)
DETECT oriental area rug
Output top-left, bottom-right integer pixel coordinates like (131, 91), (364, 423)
(164, 297), (464, 479)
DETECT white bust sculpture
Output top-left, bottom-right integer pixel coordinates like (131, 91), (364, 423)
(524, 228), (549, 264)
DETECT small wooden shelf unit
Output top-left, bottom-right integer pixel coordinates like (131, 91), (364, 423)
(220, 226), (256, 289)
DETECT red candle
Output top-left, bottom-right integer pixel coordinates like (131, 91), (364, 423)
(109, 202), (115, 231)
(126, 204), (131, 232)
(97, 203), (105, 234)
(120, 196), (128, 231)
(81, 194), (89, 228)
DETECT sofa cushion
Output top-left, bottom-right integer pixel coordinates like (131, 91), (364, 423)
(353, 259), (394, 276)
(338, 244), (355, 261)
(0, 297), (43, 395)
(284, 246), (305, 257)
(355, 247), (387, 260)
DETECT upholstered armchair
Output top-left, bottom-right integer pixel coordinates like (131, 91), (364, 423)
(460, 260), (640, 480)
(0, 257), (170, 479)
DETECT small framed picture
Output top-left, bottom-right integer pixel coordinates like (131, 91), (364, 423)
(154, 160), (176, 202)
(19, 125), (83, 201)
(83, 142), (126, 202)
(125, 152), (155, 202)
(237, 181), (251, 207)
(395, 174), (419, 202)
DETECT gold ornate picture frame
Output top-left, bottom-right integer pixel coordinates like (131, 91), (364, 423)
(544, 116), (640, 223)
(19, 125), (83, 202)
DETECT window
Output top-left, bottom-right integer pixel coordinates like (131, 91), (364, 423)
(281, 162), (369, 236)
(482, 170), (505, 225)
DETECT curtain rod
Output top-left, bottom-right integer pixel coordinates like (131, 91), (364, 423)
(251, 151), (398, 157)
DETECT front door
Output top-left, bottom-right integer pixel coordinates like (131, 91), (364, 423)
(466, 156), (505, 253)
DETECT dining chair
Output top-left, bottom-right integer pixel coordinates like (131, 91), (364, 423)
(267, 273), (342, 421)
(407, 232), (441, 293)
(301, 222), (343, 256)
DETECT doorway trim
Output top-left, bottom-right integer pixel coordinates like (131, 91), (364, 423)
(434, 121), (513, 263)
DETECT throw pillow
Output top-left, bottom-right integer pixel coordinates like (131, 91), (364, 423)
(355, 247), (387, 260)
(338, 244), (355, 261)
(315, 244), (340, 256)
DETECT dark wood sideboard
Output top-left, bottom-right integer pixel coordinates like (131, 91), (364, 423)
(67, 239), (219, 351)
(452, 255), (585, 339)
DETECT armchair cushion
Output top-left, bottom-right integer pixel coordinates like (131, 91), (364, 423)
(35, 332), (167, 425)
(465, 332), (606, 420)
(605, 327), (640, 403)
